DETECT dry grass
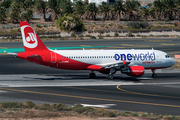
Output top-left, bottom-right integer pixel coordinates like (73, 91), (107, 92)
(0, 109), (78, 119)
(0, 101), (179, 120)
(172, 58), (180, 69)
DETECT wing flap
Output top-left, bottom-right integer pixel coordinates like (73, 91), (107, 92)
(99, 61), (131, 69)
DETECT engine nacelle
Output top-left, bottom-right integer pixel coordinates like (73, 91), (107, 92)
(121, 66), (144, 77)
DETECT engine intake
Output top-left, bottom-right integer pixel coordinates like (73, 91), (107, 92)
(121, 66), (144, 77)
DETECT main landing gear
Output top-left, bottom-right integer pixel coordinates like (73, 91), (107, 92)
(106, 74), (114, 79)
(151, 69), (157, 78)
(89, 71), (96, 78)
(106, 68), (116, 80)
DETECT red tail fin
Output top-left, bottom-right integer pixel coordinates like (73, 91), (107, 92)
(20, 21), (48, 52)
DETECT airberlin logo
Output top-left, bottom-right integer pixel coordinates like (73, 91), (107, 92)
(21, 25), (38, 48)
(26, 33), (36, 44)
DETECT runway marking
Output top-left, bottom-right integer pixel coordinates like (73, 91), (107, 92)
(161, 43), (175, 46)
(117, 84), (180, 99)
(135, 45), (150, 48)
(62, 86), (125, 94)
(121, 44), (134, 46)
(145, 40), (172, 42)
(81, 104), (116, 108)
(0, 87), (180, 108)
(0, 47), (8, 49)
(107, 47), (125, 49)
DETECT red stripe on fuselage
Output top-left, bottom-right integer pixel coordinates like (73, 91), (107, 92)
(17, 50), (92, 70)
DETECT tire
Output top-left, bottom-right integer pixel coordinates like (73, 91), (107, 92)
(152, 74), (157, 78)
(106, 74), (114, 80)
(89, 73), (96, 78)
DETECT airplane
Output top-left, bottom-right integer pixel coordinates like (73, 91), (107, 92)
(9, 21), (175, 79)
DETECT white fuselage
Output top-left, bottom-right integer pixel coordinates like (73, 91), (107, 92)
(53, 49), (175, 69)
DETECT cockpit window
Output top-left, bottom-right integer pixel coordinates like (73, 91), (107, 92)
(165, 55), (170, 58)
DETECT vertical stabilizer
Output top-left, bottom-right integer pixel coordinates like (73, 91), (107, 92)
(20, 21), (48, 52)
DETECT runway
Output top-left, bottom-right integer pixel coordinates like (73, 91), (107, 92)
(1, 38), (180, 56)
(1, 38), (180, 115)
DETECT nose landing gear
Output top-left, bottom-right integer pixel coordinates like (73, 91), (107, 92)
(151, 69), (157, 78)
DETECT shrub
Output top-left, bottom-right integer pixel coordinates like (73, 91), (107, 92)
(114, 32), (119, 37)
(0, 101), (23, 108)
(73, 104), (83, 109)
(71, 33), (76, 37)
(131, 112), (138, 116)
(78, 35), (84, 37)
(52, 103), (72, 111)
(85, 35), (92, 37)
(136, 34), (141, 37)
(118, 25), (123, 29)
(126, 32), (134, 37)
(164, 18), (170, 22)
(23, 101), (35, 108)
(174, 22), (178, 26)
(74, 106), (94, 114)
(136, 22), (143, 29)
(51, 24), (55, 27)
(98, 35), (103, 39)
(149, 34), (153, 37)
(55, 14), (85, 32)
(34, 103), (51, 110)
(141, 113), (149, 117)
(103, 111), (116, 117)
(90, 36), (96, 39)
(106, 34), (111, 37)
(127, 21), (149, 29)
(35, 24), (42, 28)
(108, 23), (114, 26)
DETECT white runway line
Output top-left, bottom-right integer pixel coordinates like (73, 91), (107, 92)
(81, 104), (116, 108)
(0, 74), (130, 87)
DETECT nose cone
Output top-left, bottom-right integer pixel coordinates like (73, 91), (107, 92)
(170, 58), (175, 66)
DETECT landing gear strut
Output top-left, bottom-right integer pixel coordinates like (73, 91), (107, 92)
(106, 68), (116, 80)
(89, 71), (96, 78)
(151, 69), (157, 78)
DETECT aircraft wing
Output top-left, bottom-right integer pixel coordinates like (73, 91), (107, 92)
(99, 61), (131, 69)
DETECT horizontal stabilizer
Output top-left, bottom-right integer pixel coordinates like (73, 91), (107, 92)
(7, 52), (17, 56)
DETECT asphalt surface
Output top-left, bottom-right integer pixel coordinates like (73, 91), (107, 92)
(0, 38), (180, 115)
(1, 38), (180, 56)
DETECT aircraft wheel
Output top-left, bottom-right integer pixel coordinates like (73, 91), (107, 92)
(106, 74), (114, 80)
(89, 73), (96, 78)
(152, 74), (157, 78)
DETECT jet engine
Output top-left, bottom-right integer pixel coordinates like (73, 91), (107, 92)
(121, 66), (144, 77)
